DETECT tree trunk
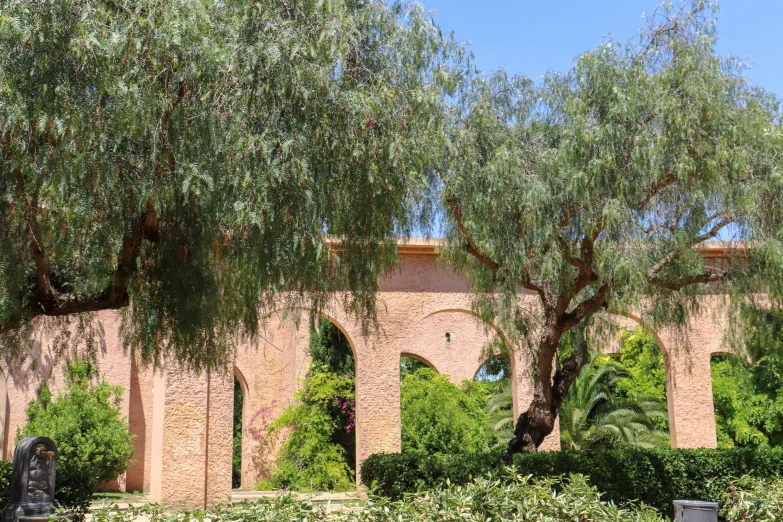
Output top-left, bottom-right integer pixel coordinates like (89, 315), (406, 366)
(506, 325), (587, 455)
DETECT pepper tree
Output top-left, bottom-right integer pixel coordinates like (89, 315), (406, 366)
(0, 0), (463, 368)
(438, 1), (783, 453)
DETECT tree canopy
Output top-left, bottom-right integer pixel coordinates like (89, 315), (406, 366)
(438, 1), (783, 452)
(0, 0), (463, 368)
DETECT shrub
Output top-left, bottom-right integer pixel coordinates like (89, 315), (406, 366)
(361, 446), (783, 515)
(720, 475), (783, 521)
(18, 360), (135, 519)
(88, 473), (665, 522)
(258, 370), (355, 491)
(400, 368), (496, 455)
(0, 460), (11, 509)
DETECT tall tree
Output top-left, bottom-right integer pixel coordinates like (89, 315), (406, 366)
(0, 0), (463, 368)
(438, 1), (783, 453)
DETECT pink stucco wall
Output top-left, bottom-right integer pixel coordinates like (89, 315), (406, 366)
(0, 240), (730, 505)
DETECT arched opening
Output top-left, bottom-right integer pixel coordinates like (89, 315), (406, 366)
(473, 339), (513, 447)
(232, 371), (245, 489)
(710, 305), (783, 448)
(251, 313), (357, 492)
(559, 324), (671, 450)
(400, 353), (436, 379)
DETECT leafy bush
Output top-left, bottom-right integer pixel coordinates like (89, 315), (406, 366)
(18, 360), (135, 519)
(0, 460), (11, 509)
(258, 371), (355, 491)
(720, 475), (783, 522)
(711, 354), (772, 448)
(400, 367), (496, 455)
(361, 446), (783, 515)
(89, 473), (664, 522)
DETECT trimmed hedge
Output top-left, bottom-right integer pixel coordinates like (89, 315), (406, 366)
(361, 447), (783, 514)
(361, 449), (505, 500)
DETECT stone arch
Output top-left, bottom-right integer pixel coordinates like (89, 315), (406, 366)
(596, 311), (718, 449)
(401, 308), (507, 386)
(399, 352), (439, 373)
(233, 307), (363, 489)
(259, 306), (362, 360)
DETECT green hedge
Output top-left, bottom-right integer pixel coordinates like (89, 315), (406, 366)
(361, 447), (783, 514)
(361, 449), (505, 499)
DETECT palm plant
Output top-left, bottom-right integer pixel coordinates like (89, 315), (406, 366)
(485, 381), (514, 446)
(559, 354), (670, 450)
(485, 354), (669, 450)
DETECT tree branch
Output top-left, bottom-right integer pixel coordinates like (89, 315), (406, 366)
(0, 204), (159, 335)
(555, 235), (591, 275)
(647, 269), (726, 292)
(646, 215), (733, 290)
(444, 193), (501, 274)
(561, 282), (612, 331)
(14, 170), (55, 301)
(438, 169), (547, 299)
(635, 171), (678, 210)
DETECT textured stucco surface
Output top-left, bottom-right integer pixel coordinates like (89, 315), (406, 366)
(125, 360), (155, 493)
(1, 312), (133, 490)
(1, 244), (730, 503)
(234, 316), (311, 488)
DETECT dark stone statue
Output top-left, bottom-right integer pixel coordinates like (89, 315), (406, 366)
(2, 437), (72, 522)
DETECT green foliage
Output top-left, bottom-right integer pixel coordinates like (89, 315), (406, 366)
(720, 475), (783, 522)
(261, 371), (355, 492)
(560, 353), (669, 450)
(361, 449), (505, 500)
(88, 473), (665, 522)
(711, 355), (771, 448)
(0, 460), (11, 509)
(309, 316), (354, 376)
(18, 360), (134, 519)
(711, 305), (783, 448)
(0, 0), (465, 369)
(362, 446), (783, 515)
(399, 356), (430, 380)
(233, 377), (243, 489)
(441, 1), (783, 336)
(484, 380), (514, 447)
(400, 368), (496, 455)
(615, 329), (668, 409)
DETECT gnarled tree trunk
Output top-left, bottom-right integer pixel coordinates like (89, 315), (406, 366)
(507, 325), (588, 455)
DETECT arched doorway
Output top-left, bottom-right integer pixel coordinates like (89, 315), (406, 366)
(567, 314), (671, 450)
(235, 312), (358, 491)
(232, 369), (247, 489)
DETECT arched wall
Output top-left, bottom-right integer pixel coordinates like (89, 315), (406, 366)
(400, 352), (439, 371)
(598, 302), (729, 450)
(399, 310), (500, 386)
(0, 244), (734, 506)
(233, 312), (312, 489)
(1, 312), (136, 491)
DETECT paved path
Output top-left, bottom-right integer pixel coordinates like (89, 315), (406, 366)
(89, 490), (361, 513)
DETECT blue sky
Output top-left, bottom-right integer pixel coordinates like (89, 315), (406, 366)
(418, 0), (783, 97)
